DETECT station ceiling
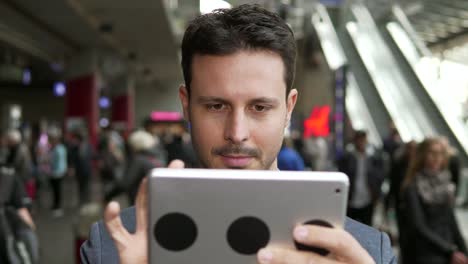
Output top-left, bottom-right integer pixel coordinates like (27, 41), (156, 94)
(402, 0), (468, 46)
(1, 0), (467, 86)
(0, 0), (181, 86)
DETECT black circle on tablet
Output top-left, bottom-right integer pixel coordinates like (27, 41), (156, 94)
(154, 212), (197, 251)
(227, 216), (270, 255)
(294, 219), (333, 256)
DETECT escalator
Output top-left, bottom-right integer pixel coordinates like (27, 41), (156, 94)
(312, 4), (386, 148)
(341, 2), (439, 144)
(312, 2), (468, 166)
(379, 5), (468, 165)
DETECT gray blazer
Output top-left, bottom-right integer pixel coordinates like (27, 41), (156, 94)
(81, 207), (396, 263)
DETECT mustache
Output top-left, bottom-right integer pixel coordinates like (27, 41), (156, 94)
(212, 145), (261, 157)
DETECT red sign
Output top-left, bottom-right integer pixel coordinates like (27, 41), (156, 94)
(304, 106), (330, 138)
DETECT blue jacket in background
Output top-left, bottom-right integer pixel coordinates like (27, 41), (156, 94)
(277, 146), (305, 171)
(50, 144), (67, 178)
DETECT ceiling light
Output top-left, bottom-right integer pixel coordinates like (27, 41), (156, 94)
(53, 82), (66, 97)
(22, 68), (31, 85)
(99, 118), (110, 128)
(99, 97), (111, 109)
(200, 0), (231, 15)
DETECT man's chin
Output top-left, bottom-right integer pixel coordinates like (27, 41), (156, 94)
(215, 161), (267, 170)
(202, 157), (273, 170)
(203, 160), (254, 170)
(212, 164), (252, 170)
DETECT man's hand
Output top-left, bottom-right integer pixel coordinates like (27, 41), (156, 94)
(452, 251), (468, 264)
(104, 160), (185, 264)
(257, 225), (375, 264)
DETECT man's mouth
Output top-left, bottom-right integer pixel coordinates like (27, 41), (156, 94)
(219, 155), (254, 168)
(212, 145), (260, 168)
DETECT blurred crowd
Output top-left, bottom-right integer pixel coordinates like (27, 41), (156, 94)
(0, 117), (467, 263)
(281, 124), (468, 263)
(0, 118), (197, 263)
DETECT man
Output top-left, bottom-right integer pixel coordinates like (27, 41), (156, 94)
(164, 122), (198, 168)
(338, 130), (385, 226)
(124, 130), (163, 205)
(0, 166), (38, 263)
(382, 122), (402, 162)
(48, 129), (68, 217)
(81, 4), (395, 264)
(5, 129), (33, 184)
(69, 130), (93, 206)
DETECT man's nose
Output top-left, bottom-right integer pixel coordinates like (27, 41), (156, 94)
(224, 110), (249, 144)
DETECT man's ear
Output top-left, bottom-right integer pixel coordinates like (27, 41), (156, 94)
(179, 85), (190, 122)
(285, 88), (298, 126)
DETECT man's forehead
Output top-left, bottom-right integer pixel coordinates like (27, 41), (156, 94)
(192, 49), (279, 60)
(191, 50), (284, 69)
(190, 51), (286, 91)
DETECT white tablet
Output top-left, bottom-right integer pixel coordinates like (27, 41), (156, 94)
(148, 169), (349, 264)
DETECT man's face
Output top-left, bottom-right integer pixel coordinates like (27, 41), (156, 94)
(355, 136), (367, 153)
(179, 51), (297, 170)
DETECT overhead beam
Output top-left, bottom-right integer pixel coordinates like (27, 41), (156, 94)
(3, 0), (81, 51)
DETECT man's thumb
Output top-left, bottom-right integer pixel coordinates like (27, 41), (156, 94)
(168, 159), (185, 169)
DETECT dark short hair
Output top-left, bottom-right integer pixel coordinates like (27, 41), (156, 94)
(354, 130), (367, 141)
(181, 4), (296, 96)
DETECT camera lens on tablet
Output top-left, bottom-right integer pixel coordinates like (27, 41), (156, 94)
(227, 216), (270, 255)
(154, 212), (197, 251)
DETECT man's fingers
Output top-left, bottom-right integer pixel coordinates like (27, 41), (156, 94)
(168, 159), (185, 169)
(292, 225), (375, 263)
(135, 178), (148, 233)
(104, 201), (130, 244)
(292, 225), (373, 263)
(257, 246), (343, 264)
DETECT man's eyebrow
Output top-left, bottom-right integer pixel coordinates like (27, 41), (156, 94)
(196, 96), (280, 105)
(249, 97), (280, 105)
(196, 96), (230, 104)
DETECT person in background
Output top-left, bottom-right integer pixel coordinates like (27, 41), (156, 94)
(124, 130), (164, 205)
(278, 137), (305, 171)
(99, 129), (126, 203)
(338, 130), (385, 226)
(5, 129), (33, 185)
(48, 128), (68, 217)
(400, 137), (467, 264)
(384, 140), (416, 255)
(386, 141), (417, 213)
(0, 132), (9, 165)
(69, 130), (93, 207)
(303, 134), (329, 171)
(383, 122), (402, 162)
(440, 137), (462, 196)
(290, 129), (306, 164)
(0, 166), (38, 263)
(34, 128), (53, 207)
(143, 118), (168, 166)
(165, 122), (198, 168)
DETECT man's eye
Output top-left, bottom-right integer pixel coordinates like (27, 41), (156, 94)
(207, 104), (225, 111)
(253, 105), (268, 112)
